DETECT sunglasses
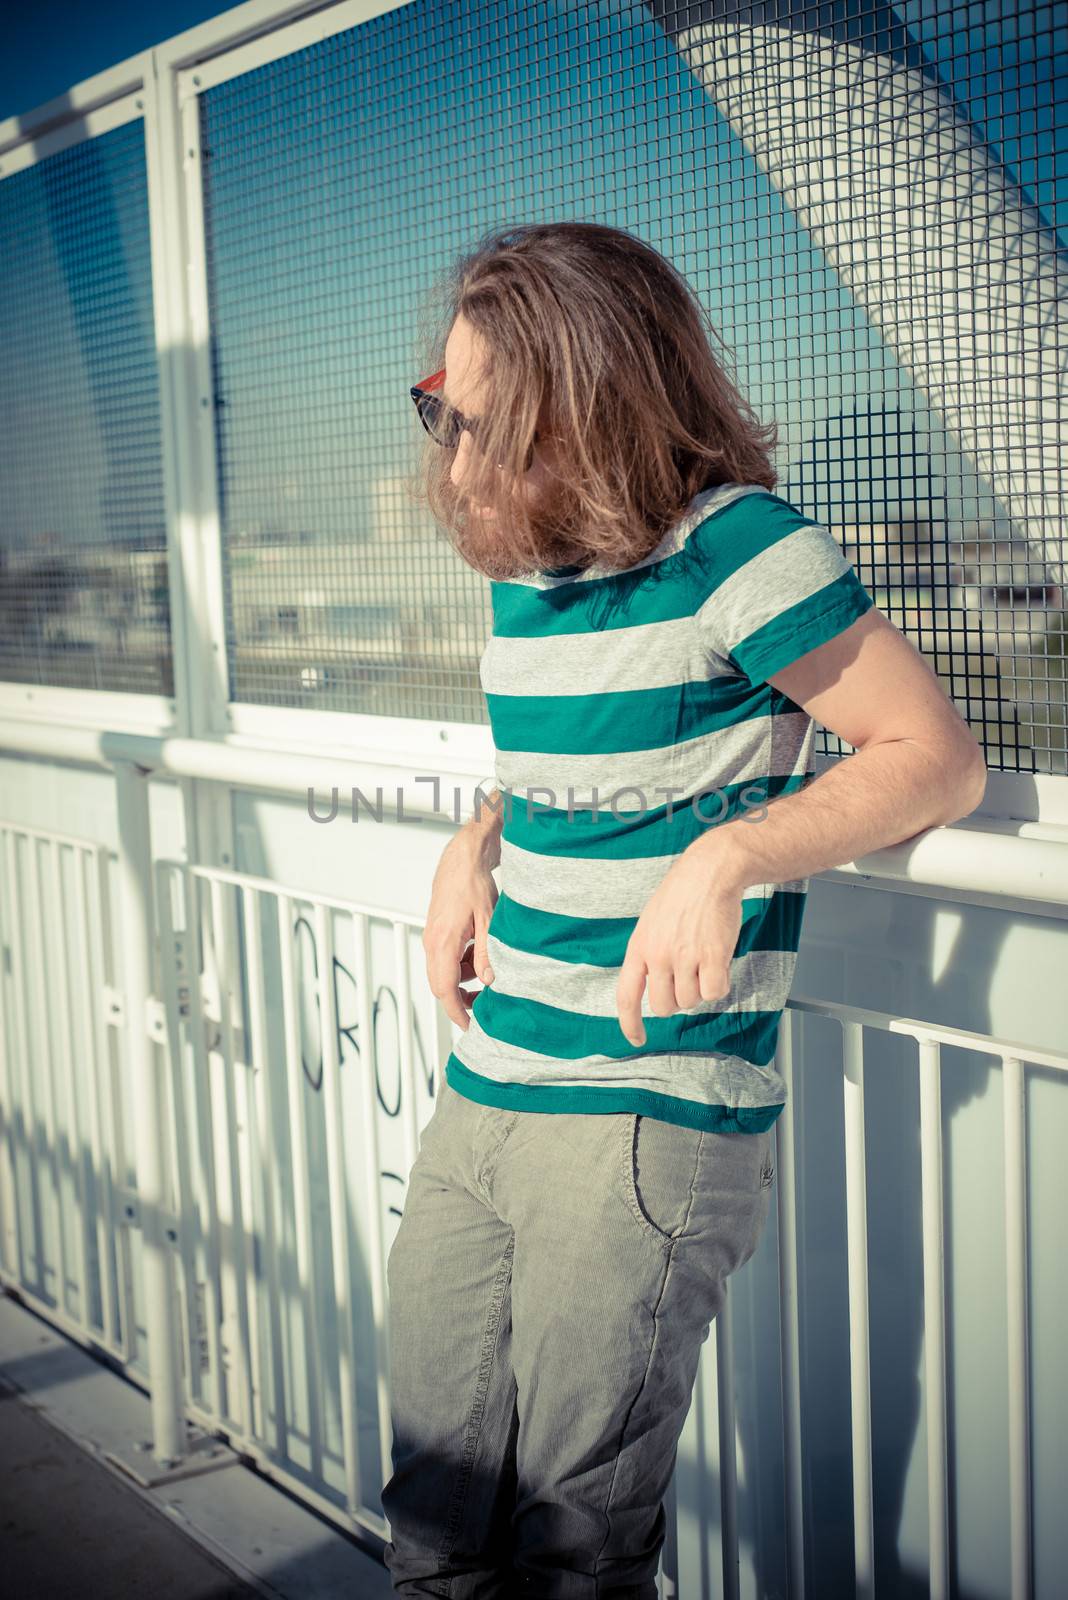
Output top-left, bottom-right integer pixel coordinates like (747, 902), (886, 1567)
(410, 367), (535, 472)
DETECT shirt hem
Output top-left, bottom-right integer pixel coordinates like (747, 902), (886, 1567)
(445, 1054), (785, 1133)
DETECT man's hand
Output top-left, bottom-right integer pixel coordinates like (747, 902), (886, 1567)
(616, 849), (743, 1048)
(422, 803), (502, 1033)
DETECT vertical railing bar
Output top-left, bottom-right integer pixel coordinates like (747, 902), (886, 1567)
(242, 884), (287, 1458)
(776, 1007), (805, 1600)
(208, 871), (254, 1441)
(0, 828), (31, 1287)
(315, 900), (363, 1517)
(91, 842), (137, 1364)
(26, 834), (66, 1311)
(353, 909), (394, 1502)
(354, 915), (396, 1497)
(230, 881), (266, 1450)
(48, 837), (91, 1335)
(842, 1019), (874, 1600)
(157, 867), (183, 1215)
(77, 845), (118, 1351)
(277, 891), (324, 1480)
(688, 1331), (714, 1600)
(67, 845), (99, 1337)
(113, 759), (184, 1462)
(183, 866), (226, 1418)
(391, 920), (420, 1180)
(6, 831), (43, 1299)
(1003, 1053), (1032, 1600)
(918, 1036), (949, 1600)
(198, 871), (231, 1422)
(715, 1284), (739, 1600)
(154, 860), (198, 1406)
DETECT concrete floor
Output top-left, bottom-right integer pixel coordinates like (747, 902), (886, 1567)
(0, 1289), (396, 1600)
(1, 1385), (261, 1599)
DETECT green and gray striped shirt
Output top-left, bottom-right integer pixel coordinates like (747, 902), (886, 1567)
(446, 481), (875, 1132)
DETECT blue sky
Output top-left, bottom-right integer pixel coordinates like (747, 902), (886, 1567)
(0, 1), (241, 122)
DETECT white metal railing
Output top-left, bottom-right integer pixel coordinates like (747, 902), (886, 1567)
(0, 819), (135, 1366)
(2, 770), (1066, 1597)
(152, 850), (449, 1539)
(774, 1002), (1067, 1600)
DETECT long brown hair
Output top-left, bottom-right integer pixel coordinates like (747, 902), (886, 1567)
(407, 221), (780, 579)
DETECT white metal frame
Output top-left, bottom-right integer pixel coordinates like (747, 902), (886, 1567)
(0, 66), (145, 172)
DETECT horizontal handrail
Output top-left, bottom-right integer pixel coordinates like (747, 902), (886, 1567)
(2, 714), (1067, 908)
(786, 993), (1068, 1071)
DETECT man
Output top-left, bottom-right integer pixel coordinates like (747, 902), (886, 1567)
(384, 222), (986, 1597)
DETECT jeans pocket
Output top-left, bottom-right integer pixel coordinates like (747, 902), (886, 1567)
(620, 1113), (704, 1250)
(691, 1126), (775, 1197)
(681, 1129), (776, 1277)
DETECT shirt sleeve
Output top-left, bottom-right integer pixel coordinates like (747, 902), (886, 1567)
(692, 492), (875, 683)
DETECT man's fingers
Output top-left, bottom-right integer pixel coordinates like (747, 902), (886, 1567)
(439, 986), (469, 1031)
(443, 985), (481, 1031)
(473, 926), (494, 984)
(428, 964), (485, 1033)
(426, 917), (497, 1037)
(425, 948), (468, 1032)
(616, 954), (648, 1046)
(459, 946), (492, 988)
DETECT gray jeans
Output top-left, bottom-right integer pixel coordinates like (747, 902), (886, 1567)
(382, 1076), (776, 1598)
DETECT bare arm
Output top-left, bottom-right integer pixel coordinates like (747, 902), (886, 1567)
(469, 785), (505, 868)
(690, 606), (988, 893)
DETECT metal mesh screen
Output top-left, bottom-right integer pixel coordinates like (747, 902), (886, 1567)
(0, 117), (171, 696)
(200, 0), (1065, 771)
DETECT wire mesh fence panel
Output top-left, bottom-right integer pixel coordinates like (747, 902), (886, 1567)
(0, 115), (171, 695)
(185, 0), (1066, 768)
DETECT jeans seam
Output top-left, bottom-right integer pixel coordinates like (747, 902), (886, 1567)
(434, 1229), (516, 1590)
(475, 1110), (520, 1204)
(592, 1232), (674, 1585)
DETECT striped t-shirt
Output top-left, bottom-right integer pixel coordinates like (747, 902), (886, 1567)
(445, 481), (875, 1132)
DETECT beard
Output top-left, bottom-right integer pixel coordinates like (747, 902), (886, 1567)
(451, 480), (591, 582)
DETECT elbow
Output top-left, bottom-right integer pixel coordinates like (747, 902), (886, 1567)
(949, 744), (988, 820)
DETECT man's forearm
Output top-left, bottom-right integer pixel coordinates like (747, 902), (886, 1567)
(464, 784), (504, 869)
(691, 739), (987, 894)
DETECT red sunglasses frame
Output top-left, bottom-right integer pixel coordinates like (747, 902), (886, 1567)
(410, 367), (478, 447)
(410, 367), (535, 471)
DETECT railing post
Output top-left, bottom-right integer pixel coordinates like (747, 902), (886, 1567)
(113, 757), (185, 1465)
